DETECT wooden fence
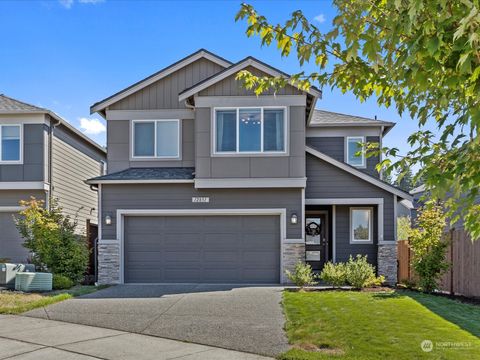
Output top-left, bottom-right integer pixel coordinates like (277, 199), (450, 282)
(397, 228), (480, 298)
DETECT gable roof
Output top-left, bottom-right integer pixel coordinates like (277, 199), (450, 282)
(0, 94), (106, 154)
(178, 56), (322, 101)
(306, 145), (412, 200)
(310, 109), (395, 134)
(90, 49), (232, 115)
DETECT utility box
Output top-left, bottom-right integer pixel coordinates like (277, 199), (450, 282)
(15, 272), (52, 292)
(0, 263), (35, 289)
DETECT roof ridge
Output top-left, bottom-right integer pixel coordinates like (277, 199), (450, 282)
(314, 108), (394, 124)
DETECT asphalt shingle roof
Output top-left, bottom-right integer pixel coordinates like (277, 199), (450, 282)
(0, 94), (47, 112)
(88, 167), (195, 182)
(310, 109), (395, 127)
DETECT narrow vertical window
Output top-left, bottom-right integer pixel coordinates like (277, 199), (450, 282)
(346, 137), (365, 167)
(133, 122), (155, 157)
(1, 125), (21, 162)
(215, 110), (236, 152)
(239, 108), (261, 152)
(350, 208), (372, 243)
(264, 109), (285, 152)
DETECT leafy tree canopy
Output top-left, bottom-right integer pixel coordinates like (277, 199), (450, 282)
(235, 1), (480, 239)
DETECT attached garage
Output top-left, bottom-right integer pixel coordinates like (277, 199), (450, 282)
(123, 214), (281, 284)
(0, 211), (28, 263)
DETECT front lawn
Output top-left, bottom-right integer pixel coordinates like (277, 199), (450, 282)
(281, 290), (480, 360)
(0, 285), (106, 315)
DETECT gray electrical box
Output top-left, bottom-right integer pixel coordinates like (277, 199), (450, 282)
(0, 263), (35, 289)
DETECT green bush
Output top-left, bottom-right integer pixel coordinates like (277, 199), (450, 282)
(53, 274), (74, 290)
(345, 255), (378, 289)
(15, 198), (89, 283)
(285, 261), (318, 289)
(319, 262), (347, 287)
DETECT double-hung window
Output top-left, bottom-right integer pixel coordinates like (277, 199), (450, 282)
(0, 124), (22, 163)
(132, 120), (180, 159)
(346, 136), (365, 167)
(215, 107), (286, 154)
(350, 207), (373, 243)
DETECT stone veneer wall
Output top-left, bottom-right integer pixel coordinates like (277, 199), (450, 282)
(282, 242), (306, 283)
(97, 242), (120, 284)
(377, 243), (397, 285)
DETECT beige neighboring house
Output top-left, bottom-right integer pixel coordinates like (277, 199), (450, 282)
(0, 94), (106, 263)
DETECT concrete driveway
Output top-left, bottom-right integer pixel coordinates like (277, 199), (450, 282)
(25, 284), (288, 357)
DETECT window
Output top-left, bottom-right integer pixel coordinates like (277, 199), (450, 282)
(346, 136), (365, 167)
(215, 107), (286, 154)
(132, 120), (180, 158)
(350, 208), (373, 243)
(0, 125), (21, 163)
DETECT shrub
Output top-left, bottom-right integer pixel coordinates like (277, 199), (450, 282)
(345, 255), (377, 289)
(409, 201), (449, 293)
(397, 216), (411, 241)
(285, 261), (318, 289)
(319, 262), (347, 287)
(53, 274), (74, 290)
(15, 198), (89, 283)
(364, 275), (385, 288)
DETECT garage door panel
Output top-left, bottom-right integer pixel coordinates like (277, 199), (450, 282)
(124, 215), (280, 283)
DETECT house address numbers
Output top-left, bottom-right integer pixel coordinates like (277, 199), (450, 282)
(192, 197), (210, 203)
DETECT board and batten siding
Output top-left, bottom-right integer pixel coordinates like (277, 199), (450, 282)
(194, 106), (306, 179)
(110, 58), (225, 111)
(100, 184), (302, 240)
(106, 119), (194, 174)
(306, 136), (380, 178)
(51, 133), (103, 234)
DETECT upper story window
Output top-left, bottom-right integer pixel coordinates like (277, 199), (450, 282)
(350, 207), (373, 243)
(346, 136), (365, 167)
(132, 120), (180, 159)
(214, 107), (286, 154)
(0, 124), (22, 163)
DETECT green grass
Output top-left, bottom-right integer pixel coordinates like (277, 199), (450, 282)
(0, 285), (107, 315)
(280, 290), (480, 360)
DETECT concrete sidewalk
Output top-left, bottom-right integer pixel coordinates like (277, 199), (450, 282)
(0, 315), (272, 360)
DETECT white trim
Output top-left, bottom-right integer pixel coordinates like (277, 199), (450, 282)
(0, 206), (25, 212)
(0, 113), (47, 124)
(91, 50), (232, 113)
(306, 146), (413, 200)
(0, 181), (49, 190)
(98, 239), (119, 245)
(350, 207), (374, 244)
(194, 178), (307, 189)
(87, 179), (195, 185)
(106, 109), (195, 120)
(393, 194), (398, 242)
(306, 127), (382, 137)
(305, 198), (384, 205)
(115, 208), (287, 284)
(195, 95), (306, 107)
(332, 205), (336, 263)
(179, 57), (322, 101)
(345, 136), (366, 168)
(131, 119), (181, 160)
(0, 124), (23, 164)
(301, 188), (305, 240)
(212, 106), (288, 156)
(98, 184), (102, 240)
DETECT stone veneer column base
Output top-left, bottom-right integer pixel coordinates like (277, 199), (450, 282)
(97, 242), (120, 285)
(282, 243), (306, 284)
(377, 243), (397, 285)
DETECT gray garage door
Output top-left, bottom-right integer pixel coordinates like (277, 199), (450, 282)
(124, 215), (280, 283)
(0, 212), (29, 263)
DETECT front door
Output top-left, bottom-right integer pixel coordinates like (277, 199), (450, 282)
(305, 214), (328, 271)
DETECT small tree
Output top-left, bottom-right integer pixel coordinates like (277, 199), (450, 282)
(397, 216), (411, 241)
(408, 201), (449, 292)
(285, 262), (318, 289)
(15, 198), (89, 283)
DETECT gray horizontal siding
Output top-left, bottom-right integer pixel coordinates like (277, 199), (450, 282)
(198, 66), (302, 96)
(0, 190), (46, 206)
(110, 58), (225, 110)
(107, 119), (194, 174)
(101, 184), (302, 240)
(306, 153), (395, 242)
(53, 123), (105, 163)
(306, 136), (380, 177)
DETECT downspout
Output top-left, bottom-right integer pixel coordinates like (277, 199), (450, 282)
(48, 115), (61, 210)
(379, 126), (384, 180)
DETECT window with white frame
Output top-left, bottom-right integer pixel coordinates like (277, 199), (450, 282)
(350, 207), (373, 243)
(0, 125), (22, 163)
(215, 107), (286, 154)
(346, 136), (365, 167)
(132, 120), (180, 158)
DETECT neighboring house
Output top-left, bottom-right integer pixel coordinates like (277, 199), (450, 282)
(0, 94), (106, 263)
(87, 49), (412, 285)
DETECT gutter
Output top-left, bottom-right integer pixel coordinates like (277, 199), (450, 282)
(48, 116), (61, 210)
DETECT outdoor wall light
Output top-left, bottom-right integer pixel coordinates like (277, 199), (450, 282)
(290, 213), (298, 225)
(104, 214), (112, 225)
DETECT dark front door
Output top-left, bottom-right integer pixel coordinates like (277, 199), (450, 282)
(305, 214), (328, 271)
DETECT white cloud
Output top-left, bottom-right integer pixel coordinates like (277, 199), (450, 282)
(59, 0), (104, 8)
(79, 0), (105, 3)
(59, 0), (74, 9)
(314, 14), (326, 23)
(79, 118), (106, 135)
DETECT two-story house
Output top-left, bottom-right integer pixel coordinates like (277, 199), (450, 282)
(0, 94), (106, 263)
(87, 49), (412, 285)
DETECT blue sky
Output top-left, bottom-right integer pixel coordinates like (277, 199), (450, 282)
(0, 0), (426, 155)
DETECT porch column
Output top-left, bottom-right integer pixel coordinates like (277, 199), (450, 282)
(282, 241), (305, 283)
(377, 243), (397, 285)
